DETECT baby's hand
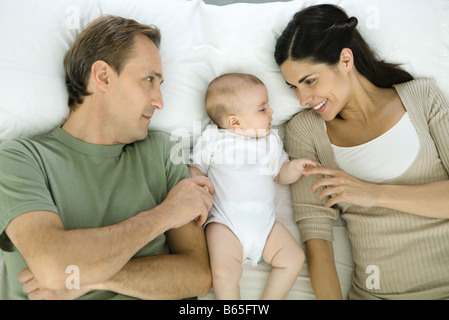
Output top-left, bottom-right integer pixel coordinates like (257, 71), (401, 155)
(295, 158), (320, 175)
(275, 158), (321, 185)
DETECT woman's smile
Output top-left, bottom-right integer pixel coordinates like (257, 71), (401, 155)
(312, 98), (328, 113)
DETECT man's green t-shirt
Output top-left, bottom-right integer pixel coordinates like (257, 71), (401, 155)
(0, 127), (189, 299)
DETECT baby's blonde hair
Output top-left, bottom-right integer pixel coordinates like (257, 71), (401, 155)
(205, 73), (264, 127)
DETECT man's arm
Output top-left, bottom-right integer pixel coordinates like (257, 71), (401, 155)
(93, 221), (211, 299)
(7, 176), (214, 291)
(19, 222), (212, 300)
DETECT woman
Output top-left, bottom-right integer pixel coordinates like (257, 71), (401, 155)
(275, 4), (449, 299)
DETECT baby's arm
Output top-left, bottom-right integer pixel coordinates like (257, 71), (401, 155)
(188, 166), (213, 195)
(189, 166), (205, 178)
(275, 158), (319, 185)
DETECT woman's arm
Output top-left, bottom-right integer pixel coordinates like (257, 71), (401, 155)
(305, 166), (449, 219)
(306, 238), (343, 300)
(376, 181), (449, 218)
(285, 111), (349, 298)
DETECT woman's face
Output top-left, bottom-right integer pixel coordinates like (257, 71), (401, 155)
(280, 58), (352, 121)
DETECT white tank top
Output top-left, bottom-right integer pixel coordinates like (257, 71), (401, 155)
(331, 112), (420, 183)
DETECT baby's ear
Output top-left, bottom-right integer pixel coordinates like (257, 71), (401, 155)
(226, 115), (240, 128)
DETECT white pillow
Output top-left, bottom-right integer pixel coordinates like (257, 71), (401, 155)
(339, 0), (449, 94)
(0, 0), (101, 140)
(1, 0), (448, 141)
(99, 0), (209, 141)
(194, 0), (307, 129)
(99, 0), (308, 146)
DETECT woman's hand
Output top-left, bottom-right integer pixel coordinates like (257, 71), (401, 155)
(304, 166), (449, 219)
(304, 166), (380, 208)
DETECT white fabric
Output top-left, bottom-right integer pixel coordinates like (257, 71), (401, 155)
(191, 125), (289, 267)
(332, 112), (420, 183)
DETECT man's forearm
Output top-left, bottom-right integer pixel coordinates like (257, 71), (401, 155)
(7, 209), (170, 290)
(94, 253), (211, 299)
(19, 222), (211, 300)
(94, 222), (212, 299)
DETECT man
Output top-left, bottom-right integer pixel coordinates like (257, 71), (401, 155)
(0, 15), (214, 300)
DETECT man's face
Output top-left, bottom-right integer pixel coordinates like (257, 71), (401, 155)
(106, 34), (164, 144)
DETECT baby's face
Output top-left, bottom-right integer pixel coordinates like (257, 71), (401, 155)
(233, 84), (273, 138)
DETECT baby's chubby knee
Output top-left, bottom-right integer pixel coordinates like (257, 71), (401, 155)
(211, 263), (242, 285)
(278, 240), (305, 275)
(289, 244), (305, 273)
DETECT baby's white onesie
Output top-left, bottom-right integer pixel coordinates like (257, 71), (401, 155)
(191, 124), (289, 267)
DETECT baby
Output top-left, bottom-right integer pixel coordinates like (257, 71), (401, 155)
(189, 73), (318, 299)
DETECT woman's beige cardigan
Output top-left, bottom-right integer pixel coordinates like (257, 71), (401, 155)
(285, 79), (449, 299)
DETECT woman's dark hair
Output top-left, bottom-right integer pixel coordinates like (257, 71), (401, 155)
(274, 4), (413, 88)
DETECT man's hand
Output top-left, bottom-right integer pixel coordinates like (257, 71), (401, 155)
(18, 268), (91, 300)
(159, 175), (215, 228)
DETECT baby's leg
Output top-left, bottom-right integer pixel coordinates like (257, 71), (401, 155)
(206, 222), (243, 299)
(261, 221), (305, 300)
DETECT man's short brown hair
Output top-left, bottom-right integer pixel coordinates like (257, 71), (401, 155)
(63, 15), (161, 111)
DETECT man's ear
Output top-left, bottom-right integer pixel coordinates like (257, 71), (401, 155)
(226, 115), (240, 129)
(90, 60), (111, 93)
(338, 48), (354, 73)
